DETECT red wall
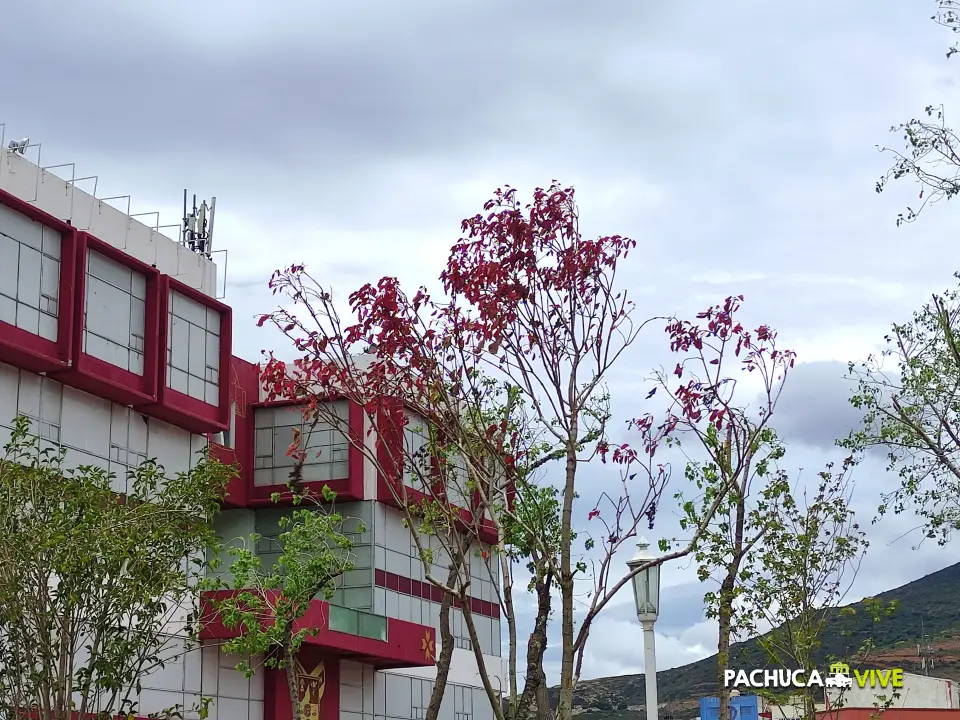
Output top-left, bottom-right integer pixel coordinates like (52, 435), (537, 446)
(263, 650), (340, 720)
(819, 710), (960, 720)
(0, 188), (233, 435)
(212, 355), (260, 508)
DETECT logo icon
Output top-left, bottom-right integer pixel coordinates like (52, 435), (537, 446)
(422, 630), (436, 661)
(827, 662), (852, 688)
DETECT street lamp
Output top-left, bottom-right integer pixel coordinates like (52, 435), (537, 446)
(627, 540), (661, 720)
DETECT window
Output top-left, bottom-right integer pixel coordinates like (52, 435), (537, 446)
(166, 290), (220, 404)
(107, 406), (148, 495)
(329, 606), (388, 641)
(83, 250), (146, 374)
(411, 678), (433, 720)
(453, 610), (473, 651)
(0, 204), (61, 341)
(446, 451), (470, 507)
(252, 403), (350, 486)
(403, 419), (430, 486)
(17, 373), (62, 444)
(454, 684), (474, 720)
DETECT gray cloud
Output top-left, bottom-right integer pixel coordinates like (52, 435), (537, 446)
(765, 361), (864, 450)
(604, 581), (710, 636)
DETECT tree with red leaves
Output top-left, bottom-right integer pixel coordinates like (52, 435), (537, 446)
(257, 182), (794, 720)
(656, 297), (796, 720)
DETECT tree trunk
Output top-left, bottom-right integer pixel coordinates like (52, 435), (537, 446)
(557, 428), (579, 720)
(516, 568), (553, 720)
(716, 574), (735, 720)
(425, 556), (464, 720)
(718, 495), (748, 720)
(285, 646), (302, 720)
(535, 671), (552, 720)
(502, 556), (519, 714)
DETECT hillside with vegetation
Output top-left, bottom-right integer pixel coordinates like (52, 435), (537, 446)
(552, 561), (960, 720)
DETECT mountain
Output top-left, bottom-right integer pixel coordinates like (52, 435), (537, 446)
(550, 562), (960, 720)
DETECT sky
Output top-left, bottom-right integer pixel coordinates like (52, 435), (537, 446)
(4, 0), (960, 687)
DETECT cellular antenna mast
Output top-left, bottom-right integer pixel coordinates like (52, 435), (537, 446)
(182, 188), (215, 257)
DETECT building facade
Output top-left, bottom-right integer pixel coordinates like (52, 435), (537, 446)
(825, 672), (960, 711)
(0, 145), (505, 720)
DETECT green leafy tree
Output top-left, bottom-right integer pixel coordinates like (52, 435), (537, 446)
(843, 278), (960, 544)
(205, 485), (357, 720)
(499, 443), (565, 720)
(0, 414), (232, 720)
(740, 459), (868, 720)
(875, 2), (960, 224)
(679, 425), (789, 718)
(662, 304), (796, 720)
(826, 598), (900, 719)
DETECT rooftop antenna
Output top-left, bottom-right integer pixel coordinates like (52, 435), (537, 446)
(3, 139), (45, 202)
(206, 196), (217, 253)
(918, 615), (937, 675)
(182, 189), (213, 258)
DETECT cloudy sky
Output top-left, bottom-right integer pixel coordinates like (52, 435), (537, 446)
(5, 0), (960, 685)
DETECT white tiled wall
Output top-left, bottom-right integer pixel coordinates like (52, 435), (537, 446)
(0, 361), (207, 494)
(59, 626), (264, 717)
(0, 201), (61, 341)
(403, 411), (430, 488)
(372, 669), (494, 720)
(197, 645), (265, 720)
(0, 359), (242, 719)
(110, 643), (265, 720)
(341, 660), (376, 720)
(373, 506), (501, 657)
(167, 289), (221, 405)
(83, 248), (146, 374)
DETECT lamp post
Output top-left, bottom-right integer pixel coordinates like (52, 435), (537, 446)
(627, 540), (661, 720)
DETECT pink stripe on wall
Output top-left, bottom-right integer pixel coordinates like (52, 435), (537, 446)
(375, 569), (500, 619)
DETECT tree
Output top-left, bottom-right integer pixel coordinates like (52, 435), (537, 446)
(0, 414), (232, 720)
(257, 183), (791, 720)
(204, 485), (357, 720)
(867, 1), (960, 544)
(659, 302), (796, 720)
(740, 459), (869, 720)
(843, 277), (960, 544)
(683, 428), (784, 720)
(934, 0), (960, 57)
(876, 2), (960, 224)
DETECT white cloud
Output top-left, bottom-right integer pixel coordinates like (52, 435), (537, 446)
(550, 617), (720, 681)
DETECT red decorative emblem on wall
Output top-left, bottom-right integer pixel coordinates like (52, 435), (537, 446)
(421, 629), (436, 661)
(296, 658), (325, 719)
